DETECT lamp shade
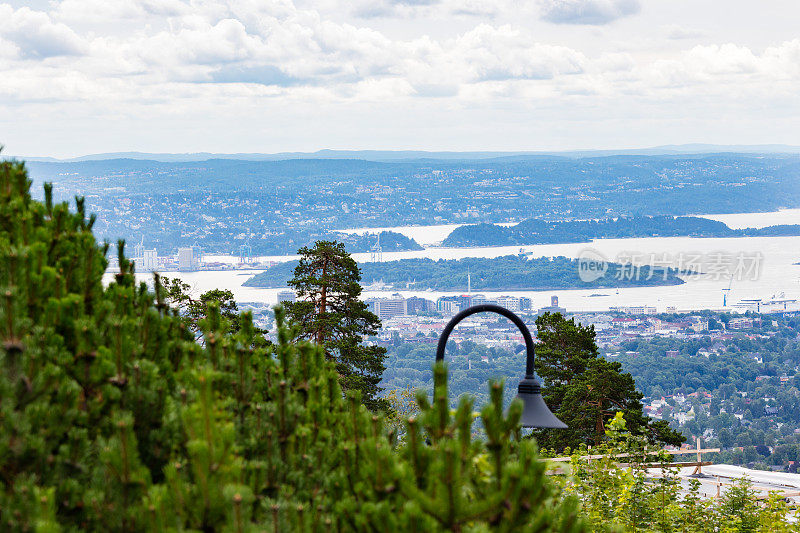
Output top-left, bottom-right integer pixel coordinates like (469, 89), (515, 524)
(516, 377), (567, 429)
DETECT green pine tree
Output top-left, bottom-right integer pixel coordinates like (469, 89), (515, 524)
(162, 277), (242, 335)
(285, 240), (388, 410)
(0, 156), (196, 530)
(534, 312), (684, 450)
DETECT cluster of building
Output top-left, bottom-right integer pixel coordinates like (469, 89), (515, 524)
(377, 313), (531, 351)
(356, 289), (784, 356)
(132, 241), (159, 271)
(78, 166), (529, 257)
(274, 289), (768, 352)
(362, 294), (568, 321)
(112, 241), (276, 273)
(61, 156), (756, 262)
(125, 244), (204, 272)
(265, 291), (569, 349)
(226, 284), (785, 361)
(574, 312), (750, 351)
(642, 385), (795, 437)
(357, 295), (571, 350)
(608, 305), (662, 315)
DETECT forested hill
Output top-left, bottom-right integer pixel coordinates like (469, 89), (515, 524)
(442, 216), (800, 247)
(244, 255), (684, 291)
(23, 153), (800, 256)
(340, 231), (423, 253)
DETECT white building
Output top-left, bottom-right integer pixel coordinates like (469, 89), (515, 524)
(689, 316), (709, 332)
(471, 294), (488, 306)
(496, 295), (521, 311)
(537, 295), (566, 315)
(371, 294), (407, 320)
(141, 249), (158, 271)
(191, 244), (203, 264)
(177, 247), (199, 271)
(436, 299), (460, 315)
(610, 305), (657, 315)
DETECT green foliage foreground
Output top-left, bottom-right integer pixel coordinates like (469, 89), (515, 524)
(0, 159), (585, 530)
(562, 412), (799, 532)
(3, 157), (800, 532)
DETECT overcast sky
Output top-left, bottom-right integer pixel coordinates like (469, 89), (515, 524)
(1, 0), (800, 158)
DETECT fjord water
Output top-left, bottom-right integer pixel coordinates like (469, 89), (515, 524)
(699, 208), (800, 229)
(335, 222), (518, 246)
(123, 231), (800, 314)
(335, 208), (800, 246)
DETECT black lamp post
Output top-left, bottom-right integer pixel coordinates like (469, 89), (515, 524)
(435, 304), (567, 429)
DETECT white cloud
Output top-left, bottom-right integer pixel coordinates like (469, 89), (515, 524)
(0, 5), (88, 58)
(683, 44), (759, 76)
(348, 0), (515, 19)
(2, 0), (800, 155)
(53, 0), (151, 23)
(447, 24), (585, 82)
(644, 43), (779, 89)
(538, 0), (640, 25)
(763, 39), (800, 78)
(140, 18), (262, 66)
(0, 0), (797, 106)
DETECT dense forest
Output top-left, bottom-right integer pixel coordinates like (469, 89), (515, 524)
(611, 315), (800, 470)
(338, 230), (423, 253)
(244, 254), (684, 290)
(443, 216), (800, 247)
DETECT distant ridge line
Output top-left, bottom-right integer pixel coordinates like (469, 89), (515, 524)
(14, 144), (800, 163)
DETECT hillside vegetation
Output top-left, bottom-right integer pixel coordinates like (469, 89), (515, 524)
(443, 216), (800, 247)
(245, 255), (684, 290)
(25, 153), (800, 255)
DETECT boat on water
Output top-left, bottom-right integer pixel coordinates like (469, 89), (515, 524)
(363, 279), (393, 291)
(732, 292), (800, 313)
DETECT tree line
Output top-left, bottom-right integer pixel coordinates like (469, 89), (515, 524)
(245, 254), (684, 290)
(443, 215), (800, 247)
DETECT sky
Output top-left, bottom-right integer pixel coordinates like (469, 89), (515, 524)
(1, 0), (800, 158)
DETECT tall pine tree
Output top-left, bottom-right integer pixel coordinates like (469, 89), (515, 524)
(534, 312), (684, 450)
(285, 240), (388, 410)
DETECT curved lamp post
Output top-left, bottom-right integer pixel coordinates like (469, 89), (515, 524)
(435, 304), (567, 429)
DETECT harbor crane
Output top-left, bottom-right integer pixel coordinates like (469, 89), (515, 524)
(722, 276), (733, 307)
